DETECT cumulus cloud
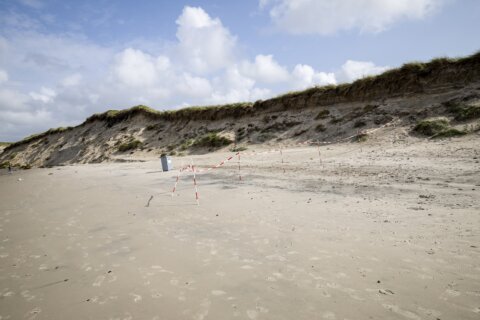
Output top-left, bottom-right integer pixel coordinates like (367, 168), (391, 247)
(261, 0), (443, 35)
(291, 64), (336, 90)
(241, 55), (289, 84)
(0, 88), (29, 111)
(338, 60), (390, 82)
(61, 73), (82, 87)
(29, 86), (56, 103)
(175, 6), (236, 74)
(0, 5), (392, 141)
(113, 48), (170, 87)
(18, 0), (44, 9)
(0, 69), (8, 84)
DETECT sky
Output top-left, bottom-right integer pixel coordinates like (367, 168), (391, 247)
(0, 0), (479, 141)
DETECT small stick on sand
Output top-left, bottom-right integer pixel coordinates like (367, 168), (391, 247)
(145, 195), (153, 207)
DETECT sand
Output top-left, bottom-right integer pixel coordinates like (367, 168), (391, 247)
(0, 133), (479, 320)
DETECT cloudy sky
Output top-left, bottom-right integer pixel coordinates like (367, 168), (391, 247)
(0, 0), (479, 141)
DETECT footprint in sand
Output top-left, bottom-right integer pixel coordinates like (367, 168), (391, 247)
(246, 310), (258, 319)
(21, 290), (36, 301)
(441, 289), (461, 300)
(129, 293), (142, 303)
(322, 311), (336, 319)
(24, 307), (41, 320)
(193, 299), (211, 320)
(2, 291), (14, 297)
(92, 275), (105, 287)
(383, 304), (421, 320)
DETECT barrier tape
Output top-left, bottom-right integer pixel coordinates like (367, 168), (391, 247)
(168, 118), (399, 203)
(192, 163), (199, 205)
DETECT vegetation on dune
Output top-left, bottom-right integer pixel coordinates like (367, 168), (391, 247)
(0, 161), (11, 169)
(315, 124), (326, 132)
(4, 127), (73, 152)
(230, 146), (248, 152)
(354, 120), (367, 128)
(353, 132), (368, 142)
(86, 103), (254, 127)
(179, 139), (194, 151)
(117, 139), (142, 152)
(413, 118), (467, 138)
(273, 52), (480, 104)
(432, 128), (466, 138)
(192, 133), (233, 149)
(0, 142), (11, 147)
(444, 101), (480, 121)
(413, 118), (450, 136)
(315, 110), (330, 119)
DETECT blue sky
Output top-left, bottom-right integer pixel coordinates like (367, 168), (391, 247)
(0, 0), (479, 141)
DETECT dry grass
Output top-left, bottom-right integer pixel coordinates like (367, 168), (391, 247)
(192, 133), (233, 149)
(118, 139), (142, 152)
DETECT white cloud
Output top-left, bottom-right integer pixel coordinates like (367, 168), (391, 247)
(262, 0), (443, 35)
(177, 73), (212, 98)
(291, 64), (336, 89)
(18, 0), (44, 9)
(29, 86), (56, 103)
(338, 60), (390, 82)
(241, 55), (289, 84)
(209, 66), (271, 104)
(0, 69), (8, 84)
(0, 5), (393, 142)
(0, 88), (29, 111)
(113, 48), (170, 87)
(175, 6), (236, 74)
(61, 73), (82, 87)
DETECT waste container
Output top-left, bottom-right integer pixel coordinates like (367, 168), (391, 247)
(160, 155), (173, 172)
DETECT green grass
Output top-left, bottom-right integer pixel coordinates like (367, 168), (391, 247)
(192, 133), (233, 149)
(315, 124), (326, 132)
(353, 133), (368, 142)
(432, 128), (467, 138)
(0, 161), (10, 169)
(230, 146), (248, 152)
(444, 101), (480, 121)
(413, 118), (450, 136)
(330, 117), (343, 124)
(413, 118), (468, 138)
(354, 120), (366, 128)
(0, 142), (11, 147)
(315, 110), (330, 119)
(179, 139), (194, 151)
(4, 126), (73, 151)
(117, 139), (142, 152)
(272, 52), (480, 105)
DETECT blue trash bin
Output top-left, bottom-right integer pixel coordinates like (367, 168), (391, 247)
(160, 155), (173, 171)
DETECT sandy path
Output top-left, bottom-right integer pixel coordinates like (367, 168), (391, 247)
(0, 135), (479, 320)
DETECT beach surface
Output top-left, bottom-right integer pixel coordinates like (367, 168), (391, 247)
(0, 135), (479, 320)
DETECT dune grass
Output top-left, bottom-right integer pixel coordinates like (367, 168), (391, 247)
(192, 133), (233, 149)
(117, 139), (142, 152)
(444, 101), (480, 121)
(413, 118), (467, 138)
(413, 119), (450, 136)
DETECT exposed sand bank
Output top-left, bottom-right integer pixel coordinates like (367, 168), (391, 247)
(0, 133), (479, 319)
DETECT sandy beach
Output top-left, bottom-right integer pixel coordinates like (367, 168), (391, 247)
(0, 134), (479, 320)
